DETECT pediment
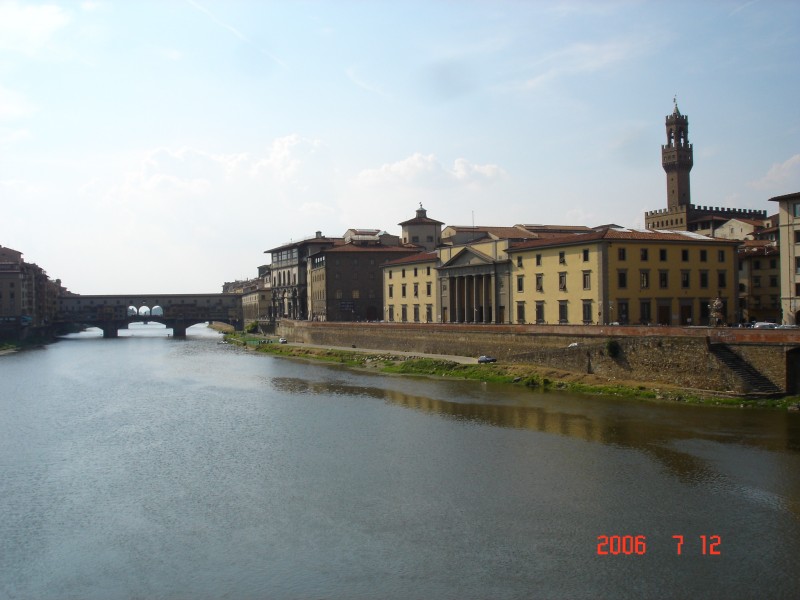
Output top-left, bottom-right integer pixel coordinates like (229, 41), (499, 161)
(440, 247), (496, 269)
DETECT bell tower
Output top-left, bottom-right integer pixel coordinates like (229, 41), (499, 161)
(661, 99), (693, 209)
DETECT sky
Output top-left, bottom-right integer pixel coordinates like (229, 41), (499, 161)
(1, 0), (799, 294)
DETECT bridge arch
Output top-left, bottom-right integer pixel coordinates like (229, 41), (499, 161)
(152, 305), (164, 316)
(138, 306), (151, 316)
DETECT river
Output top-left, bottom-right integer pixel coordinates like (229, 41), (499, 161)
(1, 323), (799, 599)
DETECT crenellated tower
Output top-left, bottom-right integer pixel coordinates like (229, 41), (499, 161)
(662, 100), (693, 209)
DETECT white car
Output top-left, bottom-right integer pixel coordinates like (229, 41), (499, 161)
(279, 338), (288, 344)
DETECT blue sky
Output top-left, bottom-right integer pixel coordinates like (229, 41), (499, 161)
(1, 0), (798, 294)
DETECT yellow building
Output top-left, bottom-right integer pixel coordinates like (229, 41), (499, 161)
(383, 252), (439, 323)
(770, 191), (800, 324)
(507, 228), (739, 326)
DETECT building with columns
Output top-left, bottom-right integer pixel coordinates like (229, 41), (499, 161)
(436, 240), (513, 324)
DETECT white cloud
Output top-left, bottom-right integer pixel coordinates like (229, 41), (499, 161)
(0, 86), (36, 120)
(355, 153), (506, 188)
(250, 135), (323, 183)
(345, 66), (389, 97)
(521, 40), (634, 90)
(0, 127), (30, 144)
(0, 1), (71, 55)
(750, 154), (800, 191)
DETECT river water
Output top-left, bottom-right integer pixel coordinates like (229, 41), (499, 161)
(1, 323), (799, 600)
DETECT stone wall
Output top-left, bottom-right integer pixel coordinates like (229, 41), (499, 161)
(276, 321), (799, 395)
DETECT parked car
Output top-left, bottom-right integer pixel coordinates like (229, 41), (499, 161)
(477, 355), (497, 364)
(753, 322), (778, 329)
(279, 338), (288, 344)
(776, 324), (799, 329)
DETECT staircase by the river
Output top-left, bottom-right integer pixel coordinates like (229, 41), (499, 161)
(709, 343), (783, 397)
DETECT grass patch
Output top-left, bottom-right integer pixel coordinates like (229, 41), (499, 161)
(221, 333), (798, 410)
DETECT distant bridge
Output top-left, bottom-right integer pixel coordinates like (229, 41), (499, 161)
(57, 294), (243, 337)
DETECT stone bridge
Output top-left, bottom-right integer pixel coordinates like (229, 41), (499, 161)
(57, 294), (243, 337)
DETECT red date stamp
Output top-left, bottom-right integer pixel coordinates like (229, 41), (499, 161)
(597, 534), (722, 555)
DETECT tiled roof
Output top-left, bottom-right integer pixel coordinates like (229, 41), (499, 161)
(383, 251), (438, 266)
(444, 225), (539, 240)
(323, 243), (420, 254)
(509, 227), (737, 251)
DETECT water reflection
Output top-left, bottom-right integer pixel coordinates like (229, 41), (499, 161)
(271, 374), (800, 518)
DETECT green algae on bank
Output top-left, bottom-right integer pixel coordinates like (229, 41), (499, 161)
(223, 333), (800, 410)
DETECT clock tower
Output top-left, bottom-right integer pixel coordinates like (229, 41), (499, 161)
(662, 99), (693, 209)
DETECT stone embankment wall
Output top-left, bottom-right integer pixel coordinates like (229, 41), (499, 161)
(276, 321), (800, 396)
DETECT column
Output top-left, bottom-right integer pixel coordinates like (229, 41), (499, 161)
(472, 275), (479, 323)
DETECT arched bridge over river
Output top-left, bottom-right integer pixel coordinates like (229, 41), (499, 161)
(57, 294), (243, 337)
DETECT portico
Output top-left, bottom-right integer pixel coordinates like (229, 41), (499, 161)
(439, 247), (511, 324)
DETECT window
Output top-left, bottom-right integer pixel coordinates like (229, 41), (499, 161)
(770, 276), (778, 288)
(618, 248), (626, 261)
(659, 249), (667, 261)
(582, 249), (589, 262)
(412, 236), (419, 243)
(413, 305), (420, 322)
(793, 203), (800, 217)
(335, 289), (343, 299)
(754, 260), (761, 270)
(352, 290), (360, 299)
(718, 271), (727, 288)
(414, 268), (418, 276)
(413, 283), (419, 297)
(517, 276), (524, 293)
(401, 305), (407, 322)
(700, 249), (707, 262)
(794, 231), (800, 244)
(700, 270), (709, 288)
(426, 266), (431, 276)
(426, 304), (433, 322)
(582, 271), (591, 290)
(559, 272), (567, 291)
(516, 302), (525, 323)
(659, 270), (668, 289)
(426, 282), (432, 296)
(640, 248), (649, 261)
(558, 301), (568, 323)
(535, 301), (545, 324)
(754, 276), (761, 288)
(640, 300), (651, 324)
(401, 269), (406, 278)
(796, 283), (800, 296)
(640, 270), (650, 289)
(388, 285), (393, 298)
(681, 249), (689, 261)
(536, 274), (544, 292)
(559, 251), (566, 265)
(388, 306), (394, 321)
(796, 257), (800, 275)
(718, 250), (725, 262)
(401, 284), (407, 297)
(681, 271), (690, 289)
(536, 254), (542, 266)
(618, 301), (629, 324)
(770, 259), (777, 269)
(389, 270), (393, 279)
(618, 270), (627, 289)
(582, 301), (593, 324)
(517, 256), (523, 267)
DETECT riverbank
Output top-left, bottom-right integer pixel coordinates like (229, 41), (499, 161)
(222, 331), (800, 410)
